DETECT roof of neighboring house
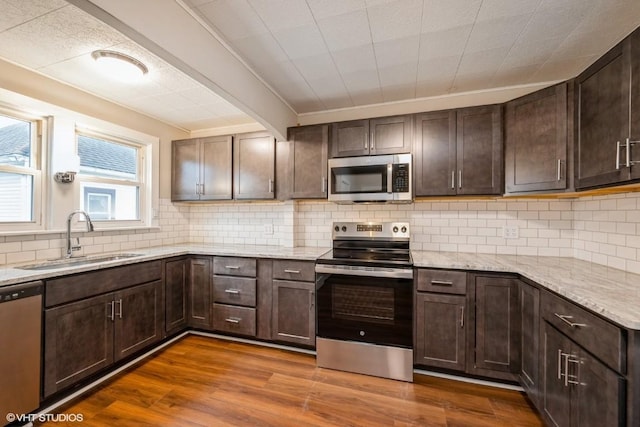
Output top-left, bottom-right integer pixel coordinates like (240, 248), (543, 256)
(0, 123), (30, 160)
(0, 123), (136, 175)
(78, 135), (136, 175)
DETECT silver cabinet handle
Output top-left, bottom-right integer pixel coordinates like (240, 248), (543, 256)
(460, 306), (464, 328)
(554, 313), (587, 328)
(321, 177), (327, 193)
(451, 171), (455, 189)
(107, 301), (115, 321)
(557, 159), (562, 181)
(268, 178), (273, 193)
(225, 265), (240, 270)
(431, 280), (453, 286)
(557, 349), (563, 380)
(195, 182), (200, 195)
(458, 170), (462, 189)
(224, 289), (241, 294)
(616, 141), (622, 170)
(284, 269), (300, 274)
(370, 131), (374, 150)
(627, 137), (631, 168)
(200, 183), (205, 195)
(225, 317), (241, 324)
(564, 351), (570, 386)
(567, 355), (581, 385)
(116, 298), (123, 319)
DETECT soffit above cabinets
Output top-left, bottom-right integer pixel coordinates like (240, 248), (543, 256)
(0, 0), (638, 135)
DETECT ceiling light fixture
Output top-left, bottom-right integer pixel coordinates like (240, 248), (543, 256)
(91, 50), (148, 83)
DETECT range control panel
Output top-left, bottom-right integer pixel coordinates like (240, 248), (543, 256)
(332, 222), (410, 240)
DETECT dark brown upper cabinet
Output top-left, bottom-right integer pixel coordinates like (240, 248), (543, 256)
(505, 84), (568, 194)
(171, 135), (233, 201)
(576, 28), (640, 189)
(278, 124), (329, 199)
(233, 131), (276, 200)
(330, 115), (412, 158)
(414, 105), (503, 196)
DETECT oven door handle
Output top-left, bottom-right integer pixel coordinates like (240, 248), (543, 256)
(315, 264), (413, 279)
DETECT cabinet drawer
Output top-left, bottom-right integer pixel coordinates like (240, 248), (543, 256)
(272, 260), (315, 282)
(213, 257), (256, 277)
(416, 269), (467, 295)
(212, 303), (256, 337)
(541, 291), (625, 373)
(212, 276), (256, 307)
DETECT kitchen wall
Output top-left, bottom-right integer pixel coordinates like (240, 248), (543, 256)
(187, 191), (640, 275)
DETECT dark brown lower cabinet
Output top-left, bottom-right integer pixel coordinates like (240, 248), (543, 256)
(164, 257), (188, 335)
(272, 279), (315, 347)
(43, 281), (162, 398)
(520, 280), (540, 404)
(188, 257), (212, 329)
(467, 274), (520, 380)
(414, 293), (466, 371)
(542, 321), (625, 427)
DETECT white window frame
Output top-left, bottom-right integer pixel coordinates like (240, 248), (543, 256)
(75, 126), (150, 229)
(0, 105), (46, 233)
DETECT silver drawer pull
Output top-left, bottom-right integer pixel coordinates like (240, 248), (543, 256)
(284, 269), (301, 274)
(431, 280), (453, 286)
(225, 265), (240, 270)
(224, 289), (241, 294)
(554, 313), (587, 328)
(225, 317), (241, 324)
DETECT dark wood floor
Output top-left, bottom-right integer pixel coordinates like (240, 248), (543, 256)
(41, 335), (544, 426)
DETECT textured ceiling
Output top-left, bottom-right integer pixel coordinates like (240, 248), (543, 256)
(0, 0), (253, 131)
(185, 0), (640, 113)
(0, 0), (639, 131)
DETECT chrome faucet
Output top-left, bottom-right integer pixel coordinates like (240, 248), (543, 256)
(66, 210), (94, 258)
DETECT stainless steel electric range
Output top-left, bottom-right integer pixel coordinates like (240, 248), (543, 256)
(315, 221), (414, 382)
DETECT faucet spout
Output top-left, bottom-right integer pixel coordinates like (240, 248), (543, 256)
(66, 210), (95, 258)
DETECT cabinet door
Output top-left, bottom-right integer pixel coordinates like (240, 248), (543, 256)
(542, 322), (572, 427)
(414, 111), (457, 196)
(370, 115), (412, 155)
(171, 138), (200, 201)
(331, 120), (369, 157)
(288, 125), (329, 199)
(272, 280), (315, 347)
(520, 281), (540, 403)
(114, 280), (163, 361)
(630, 29), (640, 181)
(189, 257), (212, 329)
(470, 275), (520, 378)
(456, 105), (503, 195)
(43, 293), (114, 397)
(573, 347), (625, 427)
(505, 84), (568, 193)
(576, 38), (631, 189)
(200, 135), (232, 200)
(414, 293), (466, 371)
(234, 132), (275, 199)
(164, 258), (188, 335)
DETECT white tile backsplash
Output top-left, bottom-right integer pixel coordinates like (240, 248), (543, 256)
(0, 192), (638, 274)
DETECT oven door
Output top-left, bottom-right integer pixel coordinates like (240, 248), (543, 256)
(316, 265), (413, 349)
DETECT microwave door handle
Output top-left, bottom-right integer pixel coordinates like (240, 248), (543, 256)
(387, 164), (393, 193)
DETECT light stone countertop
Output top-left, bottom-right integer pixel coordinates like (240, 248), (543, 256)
(412, 250), (640, 330)
(0, 244), (330, 288)
(1, 244), (638, 330)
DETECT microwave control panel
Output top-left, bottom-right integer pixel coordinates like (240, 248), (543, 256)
(392, 164), (410, 192)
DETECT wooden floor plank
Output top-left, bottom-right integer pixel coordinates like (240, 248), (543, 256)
(40, 336), (543, 427)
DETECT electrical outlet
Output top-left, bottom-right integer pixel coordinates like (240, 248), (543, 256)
(503, 226), (519, 239)
(264, 224), (274, 235)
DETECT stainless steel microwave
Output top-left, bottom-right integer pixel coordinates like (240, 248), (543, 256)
(328, 154), (412, 203)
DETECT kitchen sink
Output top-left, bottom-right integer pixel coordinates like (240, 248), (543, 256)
(16, 253), (143, 270)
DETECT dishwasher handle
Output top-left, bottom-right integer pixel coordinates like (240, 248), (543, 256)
(0, 281), (43, 303)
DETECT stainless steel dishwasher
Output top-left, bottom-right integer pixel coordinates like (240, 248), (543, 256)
(0, 281), (42, 421)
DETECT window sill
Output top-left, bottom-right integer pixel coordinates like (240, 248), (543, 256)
(0, 225), (161, 237)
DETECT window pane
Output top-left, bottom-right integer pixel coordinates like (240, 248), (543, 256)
(0, 172), (33, 221)
(0, 115), (31, 167)
(80, 182), (139, 220)
(78, 135), (137, 180)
